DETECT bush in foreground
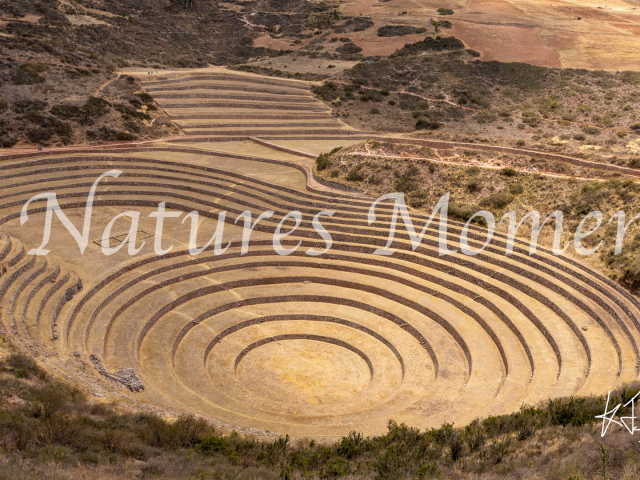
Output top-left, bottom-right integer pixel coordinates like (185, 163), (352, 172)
(1, 353), (640, 479)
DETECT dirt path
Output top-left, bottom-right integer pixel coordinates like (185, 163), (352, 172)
(92, 74), (119, 97)
(353, 151), (618, 182)
(3, 132), (636, 182)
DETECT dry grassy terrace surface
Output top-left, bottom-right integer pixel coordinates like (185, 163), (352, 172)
(0, 70), (639, 440)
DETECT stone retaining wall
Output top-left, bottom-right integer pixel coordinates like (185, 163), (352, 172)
(141, 75), (310, 90)
(249, 137), (316, 159)
(153, 93), (315, 103)
(7, 241), (24, 267)
(36, 273), (69, 334)
(159, 102), (325, 112)
(186, 129), (352, 136)
(169, 114), (333, 120)
(147, 85), (314, 95)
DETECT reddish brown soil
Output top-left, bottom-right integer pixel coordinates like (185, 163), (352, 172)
(449, 21), (562, 67)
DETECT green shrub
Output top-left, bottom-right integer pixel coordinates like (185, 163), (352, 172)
(13, 99), (48, 114)
(538, 98), (561, 114)
(377, 25), (422, 37)
(394, 175), (419, 194)
(26, 116), (73, 145)
(577, 104), (592, 113)
(34, 383), (70, 418)
(323, 457), (351, 478)
(622, 257), (640, 290)
(463, 420), (485, 453)
(83, 97), (111, 117)
(448, 203), (481, 222)
(50, 104), (83, 120)
(337, 431), (365, 458)
(509, 183), (524, 195)
(359, 88), (384, 102)
(115, 131), (136, 141)
(475, 112), (497, 124)
(548, 397), (592, 427)
(415, 119), (442, 130)
(0, 136), (17, 148)
(115, 103), (149, 121)
(392, 36), (464, 56)
(336, 43), (363, 55)
(25, 127), (64, 144)
(346, 164), (365, 182)
(621, 71), (640, 84)
(628, 158), (640, 169)
(313, 82), (340, 101)
(630, 123), (640, 131)
(135, 93), (154, 104)
(500, 167), (517, 177)
(316, 153), (330, 171)
(466, 176), (482, 192)
(39, 445), (73, 463)
(479, 192), (514, 208)
(12, 63), (47, 85)
(92, 126), (134, 142)
(437, 8), (454, 15)
(51, 97), (111, 126)
(66, 68), (92, 79)
(581, 125), (600, 135)
(197, 432), (229, 455)
(514, 405), (541, 441)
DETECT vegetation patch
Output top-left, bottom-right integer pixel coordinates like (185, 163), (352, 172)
(1, 349), (638, 479)
(11, 63), (47, 85)
(377, 25), (427, 37)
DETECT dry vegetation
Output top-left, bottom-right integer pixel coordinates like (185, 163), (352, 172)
(312, 35), (640, 163)
(1, 340), (640, 480)
(0, 63), (178, 147)
(316, 140), (640, 291)
(0, 0), (297, 146)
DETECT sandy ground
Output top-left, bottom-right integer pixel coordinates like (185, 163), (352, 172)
(254, 35), (300, 50)
(66, 15), (111, 26)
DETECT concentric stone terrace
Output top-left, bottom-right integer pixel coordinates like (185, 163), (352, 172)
(142, 69), (360, 139)
(0, 70), (638, 440)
